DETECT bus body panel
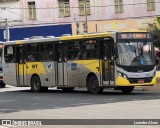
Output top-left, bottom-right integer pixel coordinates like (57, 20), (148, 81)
(4, 61), (57, 87)
(67, 60), (85, 87)
(3, 63), (17, 86)
(26, 62), (56, 87)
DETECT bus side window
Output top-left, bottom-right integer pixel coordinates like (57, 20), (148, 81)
(47, 44), (54, 61)
(27, 44), (39, 62)
(4, 46), (16, 63)
(68, 41), (80, 60)
(82, 40), (98, 59)
(28, 54), (35, 61)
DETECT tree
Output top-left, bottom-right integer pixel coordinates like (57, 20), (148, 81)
(147, 17), (160, 47)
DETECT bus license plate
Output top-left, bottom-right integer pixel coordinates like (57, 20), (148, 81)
(138, 80), (144, 83)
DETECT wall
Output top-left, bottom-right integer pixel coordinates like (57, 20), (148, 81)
(0, 1), (22, 26)
(72, 18), (155, 35)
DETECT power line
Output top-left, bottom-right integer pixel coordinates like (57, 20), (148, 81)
(0, 1), (160, 10)
(5, 9), (50, 24)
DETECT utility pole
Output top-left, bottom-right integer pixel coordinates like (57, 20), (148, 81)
(5, 18), (9, 41)
(84, 0), (88, 33)
(76, 22), (80, 35)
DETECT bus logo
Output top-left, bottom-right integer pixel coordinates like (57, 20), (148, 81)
(145, 73), (150, 77)
(47, 64), (53, 72)
(71, 63), (77, 71)
(32, 64), (38, 69)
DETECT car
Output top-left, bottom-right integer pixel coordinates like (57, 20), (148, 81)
(0, 63), (6, 88)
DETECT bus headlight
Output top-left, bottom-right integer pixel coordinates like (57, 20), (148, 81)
(153, 72), (156, 77)
(117, 71), (128, 79)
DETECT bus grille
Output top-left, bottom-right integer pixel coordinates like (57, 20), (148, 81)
(128, 77), (152, 84)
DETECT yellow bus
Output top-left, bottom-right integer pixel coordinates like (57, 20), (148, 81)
(2, 31), (156, 94)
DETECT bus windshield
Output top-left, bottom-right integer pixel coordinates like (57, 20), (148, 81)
(116, 41), (155, 66)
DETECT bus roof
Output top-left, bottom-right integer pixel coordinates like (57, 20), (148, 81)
(60, 32), (113, 40)
(4, 37), (60, 45)
(60, 30), (149, 40)
(0, 41), (5, 44)
(3, 30), (149, 45)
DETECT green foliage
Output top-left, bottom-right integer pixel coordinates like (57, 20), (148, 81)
(155, 16), (160, 29)
(147, 17), (160, 47)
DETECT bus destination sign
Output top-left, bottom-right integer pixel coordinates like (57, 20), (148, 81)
(118, 33), (151, 39)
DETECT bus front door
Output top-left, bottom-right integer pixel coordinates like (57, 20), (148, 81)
(101, 40), (115, 86)
(16, 46), (27, 86)
(56, 43), (68, 86)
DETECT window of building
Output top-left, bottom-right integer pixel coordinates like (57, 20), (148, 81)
(79, 0), (90, 16)
(59, 0), (70, 17)
(147, 0), (155, 11)
(115, 0), (123, 13)
(28, 1), (36, 20)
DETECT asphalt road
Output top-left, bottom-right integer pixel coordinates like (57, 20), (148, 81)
(0, 85), (160, 128)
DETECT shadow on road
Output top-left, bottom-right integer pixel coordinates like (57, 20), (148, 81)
(0, 87), (159, 114)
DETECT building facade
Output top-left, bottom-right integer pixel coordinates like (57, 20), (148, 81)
(0, 0), (160, 39)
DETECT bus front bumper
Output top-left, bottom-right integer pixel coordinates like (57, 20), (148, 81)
(116, 76), (156, 86)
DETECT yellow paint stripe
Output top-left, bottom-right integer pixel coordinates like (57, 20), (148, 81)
(60, 33), (112, 40)
(16, 41), (24, 44)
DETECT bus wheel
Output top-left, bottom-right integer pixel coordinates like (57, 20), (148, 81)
(31, 75), (41, 92)
(0, 83), (6, 88)
(88, 76), (102, 94)
(120, 86), (134, 94)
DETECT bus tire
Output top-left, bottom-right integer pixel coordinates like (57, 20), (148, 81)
(120, 86), (134, 94)
(87, 76), (103, 94)
(0, 83), (6, 88)
(31, 75), (42, 92)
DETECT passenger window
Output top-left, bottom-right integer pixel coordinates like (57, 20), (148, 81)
(68, 41), (81, 60)
(82, 40), (98, 59)
(39, 44), (54, 61)
(27, 44), (39, 62)
(4, 46), (16, 63)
